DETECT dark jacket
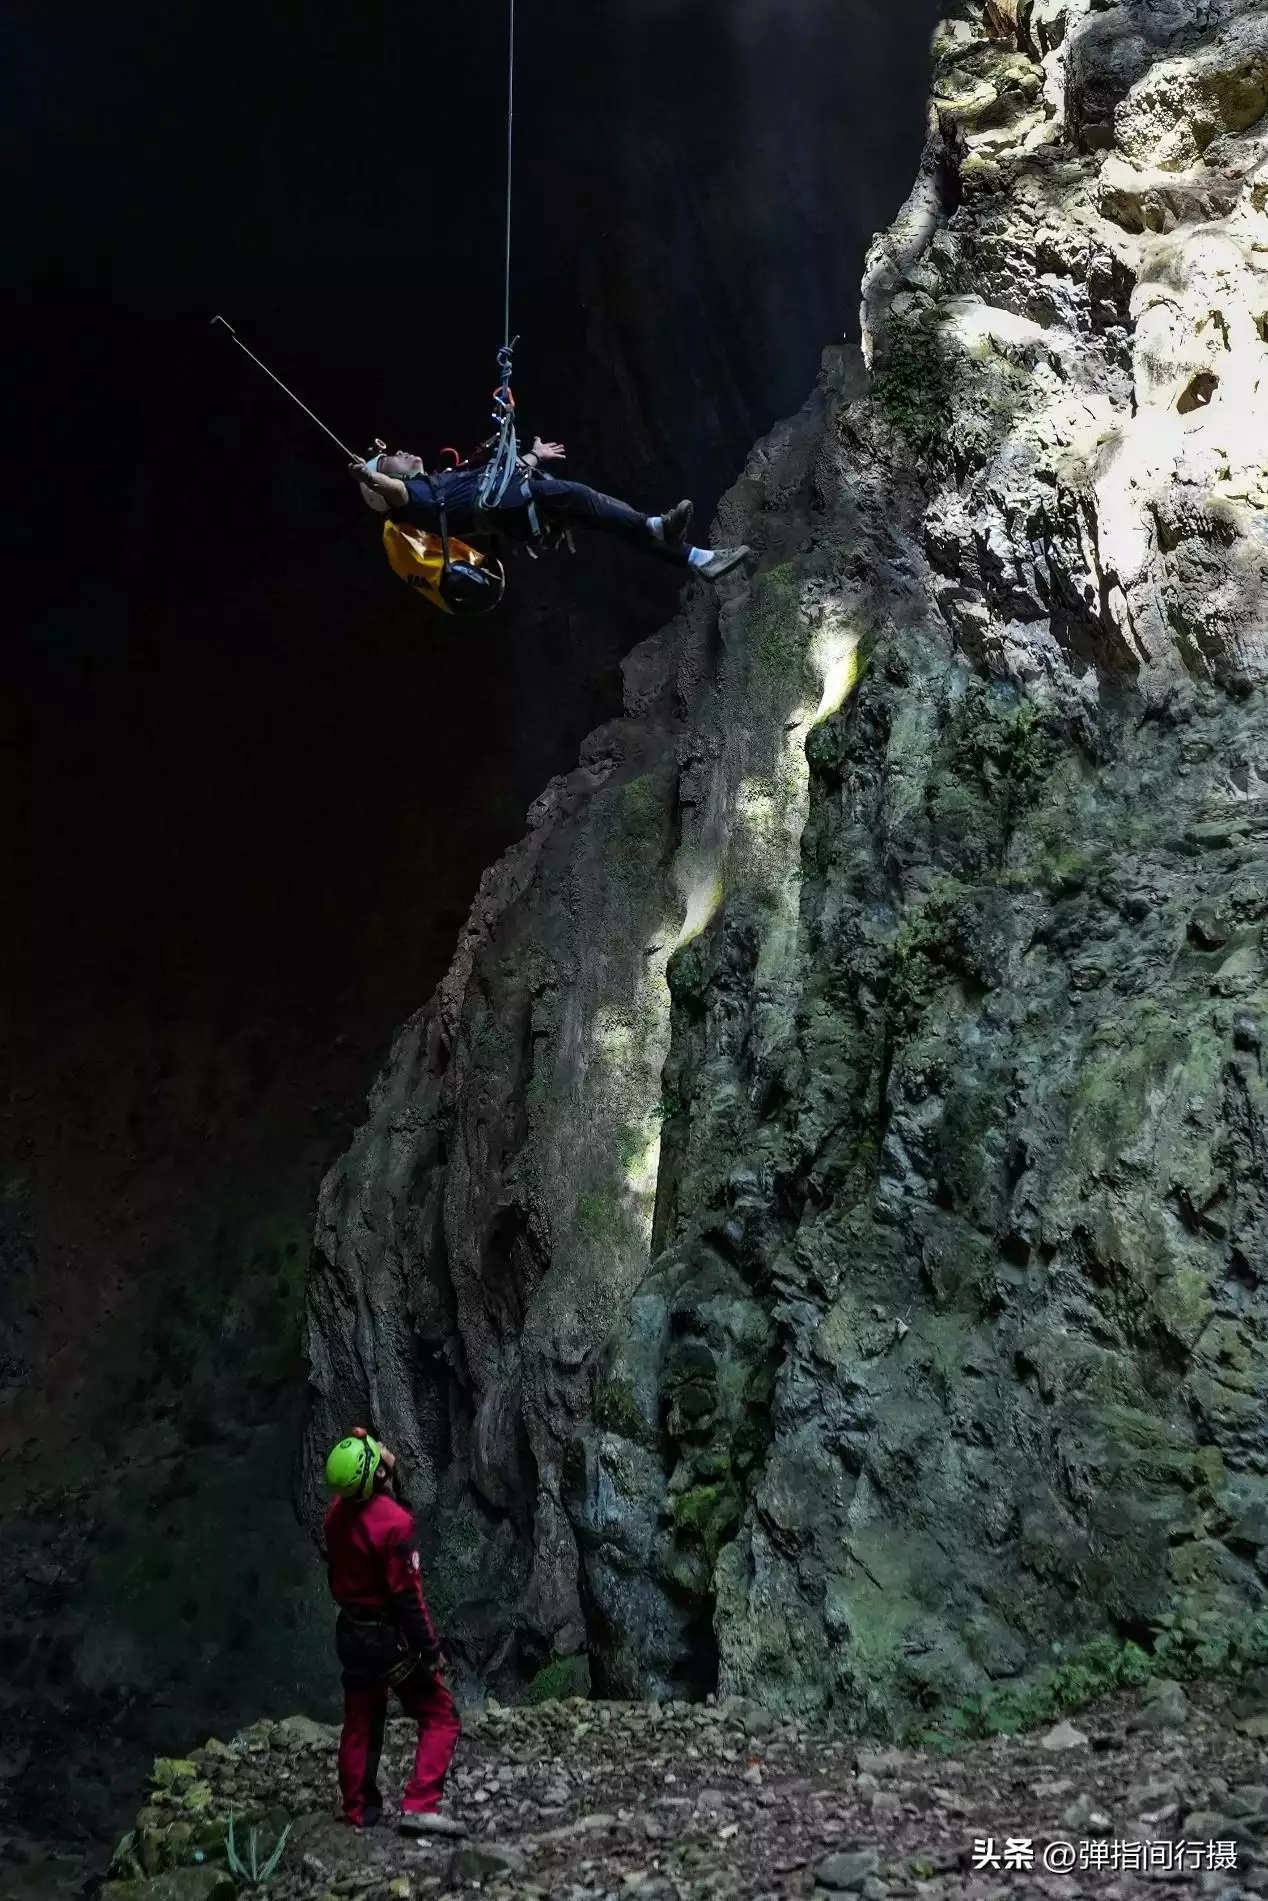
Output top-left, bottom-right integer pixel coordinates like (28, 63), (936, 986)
(395, 467), (485, 528)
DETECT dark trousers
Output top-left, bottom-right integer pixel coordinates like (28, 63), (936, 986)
(514, 475), (691, 567)
(411, 473), (692, 567)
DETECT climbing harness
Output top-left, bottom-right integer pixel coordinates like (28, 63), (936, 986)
(425, 469), (508, 611)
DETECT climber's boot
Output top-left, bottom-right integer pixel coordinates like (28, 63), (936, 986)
(696, 545), (752, 581)
(397, 1810), (468, 1839)
(661, 499), (694, 546)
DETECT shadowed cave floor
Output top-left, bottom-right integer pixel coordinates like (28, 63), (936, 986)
(37, 1676), (1268, 1901)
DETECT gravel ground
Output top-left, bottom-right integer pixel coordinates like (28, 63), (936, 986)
(92, 1676), (1268, 1901)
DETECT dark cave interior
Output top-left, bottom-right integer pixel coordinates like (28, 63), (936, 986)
(1, 0), (939, 1884)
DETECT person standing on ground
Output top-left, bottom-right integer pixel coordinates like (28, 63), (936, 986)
(322, 1429), (466, 1837)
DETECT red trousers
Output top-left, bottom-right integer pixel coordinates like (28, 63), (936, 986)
(338, 1659), (461, 1824)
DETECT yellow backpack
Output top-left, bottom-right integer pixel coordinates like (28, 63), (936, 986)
(382, 519), (506, 617)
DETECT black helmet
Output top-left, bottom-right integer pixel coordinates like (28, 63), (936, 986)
(439, 556), (507, 616)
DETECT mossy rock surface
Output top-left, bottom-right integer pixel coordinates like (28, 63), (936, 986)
(152, 1758), (200, 1788)
(525, 1654), (591, 1703)
(298, 0), (1268, 1724)
(101, 1869), (236, 1901)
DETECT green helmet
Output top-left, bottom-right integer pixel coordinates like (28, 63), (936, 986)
(325, 1434), (383, 1500)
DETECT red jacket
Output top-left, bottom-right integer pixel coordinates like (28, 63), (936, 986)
(323, 1490), (442, 1672)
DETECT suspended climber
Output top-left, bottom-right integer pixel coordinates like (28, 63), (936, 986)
(212, 0), (751, 615)
(342, 0), (751, 600)
(351, 439), (752, 583)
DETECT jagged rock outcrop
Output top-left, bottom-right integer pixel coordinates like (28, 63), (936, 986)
(304, 0), (1268, 1733)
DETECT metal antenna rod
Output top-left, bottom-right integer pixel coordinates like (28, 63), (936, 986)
(211, 315), (358, 460)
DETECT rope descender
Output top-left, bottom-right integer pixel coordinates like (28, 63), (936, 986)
(476, 335), (522, 511)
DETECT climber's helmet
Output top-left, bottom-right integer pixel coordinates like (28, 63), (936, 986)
(376, 451), (425, 478)
(358, 449), (425, 514)
(325, 1433), (384, 1500)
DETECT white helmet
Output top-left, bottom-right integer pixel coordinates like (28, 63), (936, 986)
(359, 453), (389, 514)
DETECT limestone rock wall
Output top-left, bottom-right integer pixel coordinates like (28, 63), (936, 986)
(304, 0), (1268, 1731)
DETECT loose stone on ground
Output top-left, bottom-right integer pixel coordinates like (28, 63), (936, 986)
(101, 1682), (1268, 1901)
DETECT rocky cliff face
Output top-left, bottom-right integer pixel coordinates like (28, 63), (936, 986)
(304, 0), (1268, 1736)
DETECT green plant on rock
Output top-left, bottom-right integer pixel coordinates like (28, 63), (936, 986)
(1032, 842), (1093, 894)
(759, 622), (800, 683)
(805, 717), (843, 775)
(525, 1061), (551, 1110)
(108, 1829), (143, 1880)
(871, 323), (959, 464)
(1066, 1005), (1209, 1168)
(621, 771), (669, 836)
(746, 564), (808, 687)
(907, 1602), (1268, 1751)
(446, 1515), (481, 1558)
(1153, 1603), (1268, 1678)
(887, 900), (960, 1030)
(667, 943), (707, 1002)
(907, 1633), (1151, 1749)
(616, 1124), (647, 1173)
(224, 1813), (290, 1886)
(668, 1479), (745, 1566)
(1004, 701), (1064, 799)
(935, 690), (1067, 868)
(470, 1009), (509, 1065)
(525, 1654), (591, 1704)
(575, 1186), (626, 1244)
(594, 1376), (660, 1450)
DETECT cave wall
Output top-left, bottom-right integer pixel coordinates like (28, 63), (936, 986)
(306, 0), (1268, 1730)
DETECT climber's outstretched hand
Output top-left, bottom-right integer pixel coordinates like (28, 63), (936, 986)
(530, 437), (566, 462)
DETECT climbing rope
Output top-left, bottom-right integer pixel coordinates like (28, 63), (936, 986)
(210, 316), (358, 459)
(213, 0), (527, 547)
(501, 0), (515, 358)
(477, 0), (523, 513)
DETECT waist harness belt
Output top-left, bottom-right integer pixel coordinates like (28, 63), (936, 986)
(336, 1608), (419, 1686)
